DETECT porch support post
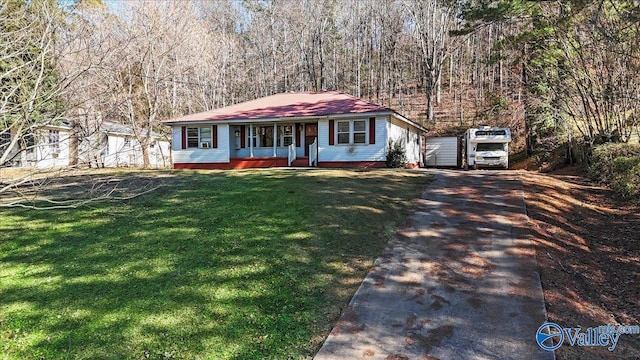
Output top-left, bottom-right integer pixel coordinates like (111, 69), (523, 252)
(249, 124), (254, 158)
(273, 123), (277, 157)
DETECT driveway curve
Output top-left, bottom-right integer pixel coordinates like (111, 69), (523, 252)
(315, 169), (553, 360)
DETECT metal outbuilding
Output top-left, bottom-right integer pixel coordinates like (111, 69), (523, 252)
(424, 136), (459, 167)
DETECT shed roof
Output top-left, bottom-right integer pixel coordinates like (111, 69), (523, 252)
(100, 121), (165, 139)
(164, 91), (394, 123)
(100, 121), (135, 136)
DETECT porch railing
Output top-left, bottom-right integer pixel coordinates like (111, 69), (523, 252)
(309, 137), (317, 167)
(287, 143), (297, 166)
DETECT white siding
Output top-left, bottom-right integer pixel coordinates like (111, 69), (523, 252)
(102, 135), (170, 168)
(387, 117), (421, 165)
(103, 135), (133, 167)
(21, 128), (71, 168)
(173, 149), (229, 163)
(317, 117), (387, 162)
(172, 124), (230, 164)
(152, 139), (171, 167)
(424, 137), (459, 167)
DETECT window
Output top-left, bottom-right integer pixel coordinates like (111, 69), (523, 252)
(257, 126), (275, 147)
(123, 137), (131, 147)
(187, 128), (199, 148)
(476, 143), (505, 152)
(48, 130), (60, 151)
(337, 120), (367, 145)
(248, 126), (257, 147)
(353, 120), (366, 144)
(0, 132), (10, 156)
(186, 127), (212, 149)
(199, 127), (212, 148)
(282, 125), (293, 146)
(476, 130), (506, 136)
(337, 121), (350, 144)
(23, 134), (35, 153)
(258, 126), (273, 147)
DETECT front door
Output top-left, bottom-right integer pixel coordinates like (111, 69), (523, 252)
(304, 122), (318, 157)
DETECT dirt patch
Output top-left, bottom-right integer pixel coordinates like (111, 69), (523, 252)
(522, 168), (640, 359)
(363, 349), (376, 357)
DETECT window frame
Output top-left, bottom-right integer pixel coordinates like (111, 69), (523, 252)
(281, 125), (293, 147)
(353, 120), (366, 144)
(0, 132), (10, 156)
(337, 120), (350, 145)
(186, 127), (212, 149)
(23, 134), (35, 153)
(186, 127), (198, 148)
(199, 127), (212, 148)
(336, 119), (368, 145)
(248, 126), (258, 148)
(48, 130), (60, 151)
(248, 125), (294, 148)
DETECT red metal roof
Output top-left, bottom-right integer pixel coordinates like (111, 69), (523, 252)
(165, 91), (393, 123)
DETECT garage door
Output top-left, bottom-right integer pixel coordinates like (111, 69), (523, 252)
(424, 137), (459, 167)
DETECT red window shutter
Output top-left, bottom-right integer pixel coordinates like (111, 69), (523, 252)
(240, 125), (246, 148)
(181, 126), (186, 149)
(369, 117), (376, 144)
(212, 125), (218, 148)
(328, 120), (334, 145)
(295, 123), (301, 147)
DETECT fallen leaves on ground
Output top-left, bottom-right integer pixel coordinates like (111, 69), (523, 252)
(522, 167), (640, 359)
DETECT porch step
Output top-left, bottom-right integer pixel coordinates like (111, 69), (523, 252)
(291, 157), (310, 167)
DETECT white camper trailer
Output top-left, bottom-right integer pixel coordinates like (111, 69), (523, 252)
(464, 126), (511, 169)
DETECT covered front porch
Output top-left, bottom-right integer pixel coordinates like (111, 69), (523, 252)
(228, 121), (318, 168)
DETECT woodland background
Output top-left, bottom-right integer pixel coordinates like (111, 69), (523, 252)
(1, 0), (639, 170)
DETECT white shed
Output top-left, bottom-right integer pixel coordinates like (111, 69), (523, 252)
(424, 137), (459, 167)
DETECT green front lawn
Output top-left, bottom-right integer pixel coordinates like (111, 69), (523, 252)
(0, 169), (429, 359)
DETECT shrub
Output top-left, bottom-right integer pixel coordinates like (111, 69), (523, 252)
(611, 156), (640, 200)
(589, 143), (640, 200)
(386, 139), (407, 168)
(589, 143), (640, 182)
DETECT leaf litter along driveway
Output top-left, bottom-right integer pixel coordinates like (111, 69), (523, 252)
(315, 169), (552, 360)
(522, 169), (640, 359)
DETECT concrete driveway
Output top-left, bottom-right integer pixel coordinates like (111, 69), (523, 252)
(314, 169), (554, 360)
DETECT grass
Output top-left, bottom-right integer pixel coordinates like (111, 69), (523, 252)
(0, 169), (429, 359)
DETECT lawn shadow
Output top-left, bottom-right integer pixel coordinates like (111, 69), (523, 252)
(0, 169), (429, 359)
